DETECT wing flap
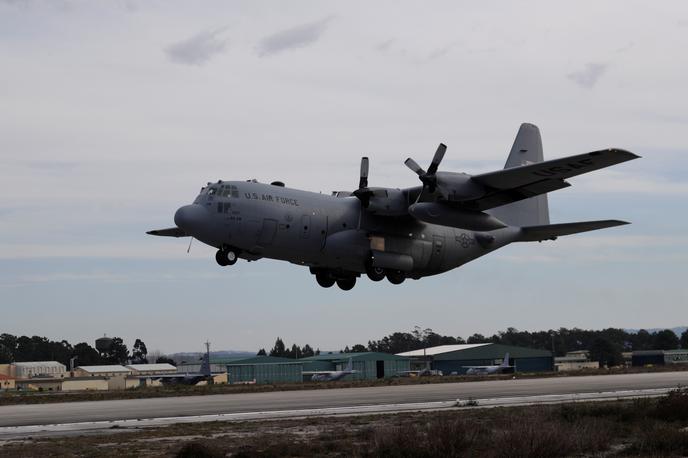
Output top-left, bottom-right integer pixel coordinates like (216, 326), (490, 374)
(473, 148), (639, 190)
(519, 220), (629, 242)
(147, 227), (188, 237)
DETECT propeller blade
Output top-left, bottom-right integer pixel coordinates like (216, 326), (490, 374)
(404, 158), (425, 176)
(359, 157), (369, 189)
(426, 143), (446, 175)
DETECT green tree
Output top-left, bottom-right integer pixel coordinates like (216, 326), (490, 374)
(132, 339), (148, 364)
(102, 337), (129, 364)
(256, 348), (267, 356)
(589, 336), (623, 367)
(302, 344), (315, 357)
(269, 337), (286, 357)
(467, 333), (488, 344)
(350, 344), (367, 353)
(72, 342), (102, 366)
(155, 356), (176, 366)
(0, 344), (11, 364)
(681, 330), (688, 349)
(653, 330), (680, 350)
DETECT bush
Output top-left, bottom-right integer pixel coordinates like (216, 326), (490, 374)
(175, 441), (222, 458)
(627, 424), (688, 455)
(652, 387), (688, 422)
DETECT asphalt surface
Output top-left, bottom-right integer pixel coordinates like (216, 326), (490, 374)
(1, 372), (686, 427)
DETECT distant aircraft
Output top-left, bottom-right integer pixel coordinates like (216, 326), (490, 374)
(152, 342), (219, 385)
(149, 123), (639, 290)
(306, 358), (358, 382)
(463, 353), (514, 375)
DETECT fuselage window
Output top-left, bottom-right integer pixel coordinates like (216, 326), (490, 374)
(230, 185), (239, 198)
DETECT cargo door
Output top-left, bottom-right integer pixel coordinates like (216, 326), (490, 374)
(257, 219), (278, 246)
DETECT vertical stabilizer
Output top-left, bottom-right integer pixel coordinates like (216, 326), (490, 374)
(501, 353), (510, 367)
(200, 342), (211, 377)
(344, 357), (353, 372)
(489, 123), (550, 227)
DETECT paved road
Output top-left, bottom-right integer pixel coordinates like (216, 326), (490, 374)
(1, 372), (686, 427)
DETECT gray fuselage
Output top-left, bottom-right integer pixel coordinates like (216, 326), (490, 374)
(174, 180), (520, 279)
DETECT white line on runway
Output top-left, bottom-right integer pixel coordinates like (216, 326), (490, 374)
(0, 388), (673, 440)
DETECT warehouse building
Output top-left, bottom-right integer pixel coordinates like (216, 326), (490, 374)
(125, 363), (177, 375)
(12, 361), (66, 379)
(225, 356), (302, 384)
(301, 352), (411, 380)
(397, 343), (553, 374)
(74, 365), (132, 377)
(632, 349), (688, 367)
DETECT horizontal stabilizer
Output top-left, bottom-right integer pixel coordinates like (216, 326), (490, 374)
(146, 227), (187, 237)
(519, 220), (629, 242)
(473, 148), (639, 190)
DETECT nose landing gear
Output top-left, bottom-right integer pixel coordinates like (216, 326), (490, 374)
(215, 247), (239, 266)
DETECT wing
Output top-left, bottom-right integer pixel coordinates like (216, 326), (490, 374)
(147, 227), (188, 237)
(466, 149), (639, 211)
(518, 220), (629, 242)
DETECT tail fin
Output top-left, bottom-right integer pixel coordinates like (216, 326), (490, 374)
(200, 350), (211, 377)
(501, 353), (510, 367)
(344, 358), (353, 372)
(489, 123), (550, 227)
(518, 220), (629, 242)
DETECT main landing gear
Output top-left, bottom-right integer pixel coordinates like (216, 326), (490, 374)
(215, 247), (239, 266)
(312, 269), (358, 291)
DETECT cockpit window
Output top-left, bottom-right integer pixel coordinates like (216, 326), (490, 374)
(207, 187), (217, 195)
(221, 185), (239, 198)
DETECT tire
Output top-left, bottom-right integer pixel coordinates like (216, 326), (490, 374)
(336, 277), (356, 291)
(386, 270), (405, 285)
(316, 272), (336, 288)
(215, 250), (229, 266)
(366, 266), (386, 282)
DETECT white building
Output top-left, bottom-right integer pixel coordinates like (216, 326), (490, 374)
(125, 363), (177, 375)
(74, 365), (132, 377)
(14, 361), (66, 379)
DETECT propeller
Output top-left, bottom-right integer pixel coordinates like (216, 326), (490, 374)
(353, 157), (372, 207)
(405, 143), (446, 193)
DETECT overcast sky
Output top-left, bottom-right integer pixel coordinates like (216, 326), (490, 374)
(1, 1), (686, 354)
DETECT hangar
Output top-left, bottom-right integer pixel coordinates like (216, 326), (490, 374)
(225, 356), (303, 384)
(397, 343), (553, 374)
(301, 352), (411, 380)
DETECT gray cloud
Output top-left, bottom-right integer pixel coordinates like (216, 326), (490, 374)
(257, 17), (332, 57)
(165, 28), (228, 66)
(567, 63), (608, 89)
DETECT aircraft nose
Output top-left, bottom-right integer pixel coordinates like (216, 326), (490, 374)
(174, 204), (208, 234)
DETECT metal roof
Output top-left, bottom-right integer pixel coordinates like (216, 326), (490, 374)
(301, 352), (409, 362)
(125, 364), (176, 371)
(76, 365), (131, 373)
(225, 356), (297, 365)
(397, 344), (490, 357)
(397, 343), (551, 359)
(13, 361), (66, 368)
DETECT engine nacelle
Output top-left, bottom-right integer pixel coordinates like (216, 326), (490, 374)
(408, 202), (506, 231)
(365, 188), (408, 216)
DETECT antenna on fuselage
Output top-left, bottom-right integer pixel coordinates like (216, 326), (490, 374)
(187, 237), (193, 253)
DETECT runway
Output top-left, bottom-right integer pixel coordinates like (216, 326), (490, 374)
(1, 372), (686, 430)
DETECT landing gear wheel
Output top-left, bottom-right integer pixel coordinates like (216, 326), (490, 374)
(215, 249), (229, 266)
(215, 248), (238, 266)
(336, 277), (356, 291)
(386, 270), (405, 285)
(316, 272), (336, 288)
(366, 265), (386, 282)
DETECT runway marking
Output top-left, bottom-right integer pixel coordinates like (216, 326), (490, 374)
(0, 388), (674, 440)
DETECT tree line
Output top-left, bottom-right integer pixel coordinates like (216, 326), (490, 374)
(259, 327), (688, 367)
(0, 334), (173, 367)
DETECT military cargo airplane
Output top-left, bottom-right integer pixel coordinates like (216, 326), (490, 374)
(148, 123), (639, 290)
(304, 358), (358, 382)
(463, 353), (514, 375)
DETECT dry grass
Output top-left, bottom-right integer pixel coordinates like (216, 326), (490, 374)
(1, 389), (688, 457)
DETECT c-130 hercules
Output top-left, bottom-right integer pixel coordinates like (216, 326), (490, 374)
(149, 124), (639, 290)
